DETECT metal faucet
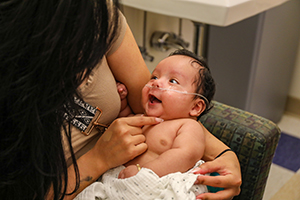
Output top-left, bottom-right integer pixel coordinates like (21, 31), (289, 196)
(150, 31), (189, 51)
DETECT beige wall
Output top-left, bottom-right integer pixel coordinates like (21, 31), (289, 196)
(289, 41), (300, 100)
(122, 5), (300, 108)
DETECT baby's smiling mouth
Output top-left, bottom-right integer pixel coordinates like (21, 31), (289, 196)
(149, 94), (162, 104)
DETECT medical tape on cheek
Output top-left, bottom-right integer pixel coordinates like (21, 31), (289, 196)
(145, 84), (209, 104)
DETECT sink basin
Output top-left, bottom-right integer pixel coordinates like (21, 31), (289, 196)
(120, 0), (289, 26)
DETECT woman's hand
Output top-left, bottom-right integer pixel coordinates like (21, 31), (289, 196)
(193, 151), (241, 200)
(91, 116), (164, 172)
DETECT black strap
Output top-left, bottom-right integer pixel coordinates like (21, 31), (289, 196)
(215, 149), (233, 159)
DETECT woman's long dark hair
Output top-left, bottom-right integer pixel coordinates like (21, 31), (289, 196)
(0, 0), (119, 199)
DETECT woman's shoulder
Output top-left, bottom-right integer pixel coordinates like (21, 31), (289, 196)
(106, 10), (127, 57)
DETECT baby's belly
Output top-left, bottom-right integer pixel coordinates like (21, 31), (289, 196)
(124, 150), (159, 167)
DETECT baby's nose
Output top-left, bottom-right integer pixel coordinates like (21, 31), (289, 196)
(151, 79), (163, 88)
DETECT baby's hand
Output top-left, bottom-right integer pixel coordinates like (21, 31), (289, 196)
(116, 82), (128, 100)
(118, 165), (140, 179)
(116, 81), (133, 117)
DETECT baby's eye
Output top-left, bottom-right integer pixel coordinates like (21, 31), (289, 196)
(170, 79), (179, 84)
(151, 76), (158, 80)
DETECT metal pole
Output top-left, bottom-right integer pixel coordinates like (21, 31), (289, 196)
(142, 11), (147, 48)
(193, 22), (209, 59)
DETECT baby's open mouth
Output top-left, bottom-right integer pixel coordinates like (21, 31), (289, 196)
(149, 94), (162, 103)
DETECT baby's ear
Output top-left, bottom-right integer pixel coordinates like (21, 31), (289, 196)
(190, 98), (206, 118)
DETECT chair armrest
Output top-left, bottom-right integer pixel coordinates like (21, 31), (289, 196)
(199, 101), (281, 200)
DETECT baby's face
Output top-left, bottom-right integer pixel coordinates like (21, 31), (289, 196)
(142, 55), (200, 120)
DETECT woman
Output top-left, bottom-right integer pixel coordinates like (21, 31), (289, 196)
(0, 0), (241, 199)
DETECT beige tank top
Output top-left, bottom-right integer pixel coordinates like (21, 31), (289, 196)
(63, 12), (127, 166)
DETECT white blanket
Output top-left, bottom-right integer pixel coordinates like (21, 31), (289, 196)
(75, 160), (207, 200)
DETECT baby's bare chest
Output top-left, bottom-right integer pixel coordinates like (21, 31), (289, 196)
(143, 121), (182, 154)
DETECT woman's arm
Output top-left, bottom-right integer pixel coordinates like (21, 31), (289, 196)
(201, 125), (232, 161)
(60, 19), (152, 199)
(61, 116), (163, 199)
(64, 148), (110, 199)
(107, 24), (151, 114)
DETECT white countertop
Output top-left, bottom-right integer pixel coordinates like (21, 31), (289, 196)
(120, 0), (290, 26)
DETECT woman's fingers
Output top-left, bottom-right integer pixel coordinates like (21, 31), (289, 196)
(196, 187), (238, 200)
(196, 174), (234, 189)
(195, 175), (240, 200)
(109, 116), (163, 137)
(132, 134), (147, 145)
(120, 115), (164, 128)
(93, 116), (163, 169)
(192, 161), (221, 175)
(193, 151), (241, 200)
(133, 140), (147, 154)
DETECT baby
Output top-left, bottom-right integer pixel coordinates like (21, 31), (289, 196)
(75, 49), (215, 200)
(118, 48), (215, 179)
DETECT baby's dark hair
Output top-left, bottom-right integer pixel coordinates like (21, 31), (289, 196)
(169, 49), (215, 119)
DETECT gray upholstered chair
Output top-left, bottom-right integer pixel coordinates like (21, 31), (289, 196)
(199, 101), (281, 200)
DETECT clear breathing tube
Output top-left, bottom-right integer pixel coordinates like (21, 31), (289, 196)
(145, 84), (209, 105)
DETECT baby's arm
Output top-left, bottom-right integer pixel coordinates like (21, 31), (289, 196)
(142, 120), (205, 177)
(116, 82), (133, 117)
(119, 119), (205, 178)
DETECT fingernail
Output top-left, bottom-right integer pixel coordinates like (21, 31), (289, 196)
(191, 167), (203, 174)
(155, 118), (164, 123)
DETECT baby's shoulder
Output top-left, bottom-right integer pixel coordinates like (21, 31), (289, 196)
(177, 118), (204, 132)
(155, 118), (202, 131)
(179, 118), (201, 126)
